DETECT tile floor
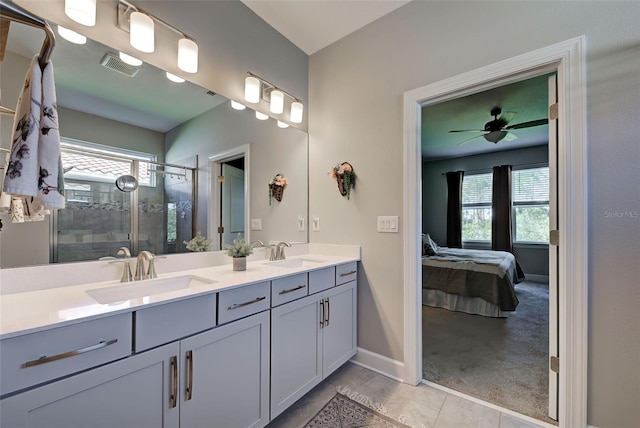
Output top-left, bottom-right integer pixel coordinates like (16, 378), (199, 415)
(267, 363), (548, 428)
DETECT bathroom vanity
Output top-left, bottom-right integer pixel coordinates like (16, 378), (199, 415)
(0, 249), (358, 428)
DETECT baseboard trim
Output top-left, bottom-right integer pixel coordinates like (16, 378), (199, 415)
(525, 274), (550, 283)
(350, 348), (405, 383)
(421, 379), (558, 428)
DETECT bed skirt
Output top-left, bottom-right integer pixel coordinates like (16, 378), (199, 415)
(422, 289), (510, 318)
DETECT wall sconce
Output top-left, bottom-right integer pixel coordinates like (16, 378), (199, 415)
(244, 72), (304, 124)
(117, 0), (199, 73)
(65, 0), (96, 26)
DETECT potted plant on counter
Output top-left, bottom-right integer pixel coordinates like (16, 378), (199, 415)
(225, 234), (253, 271)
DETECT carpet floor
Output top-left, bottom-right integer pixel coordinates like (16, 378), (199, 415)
(422, 280), (556, 425)
(304, 393), (411, 428)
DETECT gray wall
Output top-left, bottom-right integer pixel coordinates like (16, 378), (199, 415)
(423, 145), (549, 276)
(308, 1), (639, 426)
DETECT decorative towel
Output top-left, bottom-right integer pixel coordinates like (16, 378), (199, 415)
(2, 55), (65, 213)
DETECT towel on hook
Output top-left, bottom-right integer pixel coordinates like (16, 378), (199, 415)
(2, 55), (65, 213)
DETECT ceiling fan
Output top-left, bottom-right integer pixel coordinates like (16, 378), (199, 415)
(450, 106), (548, 145)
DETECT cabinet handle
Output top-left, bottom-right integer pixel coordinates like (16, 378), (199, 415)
(170, 356), (178, 408)
(320, 299), (325, 328)
(21, 338), (118, 368)
(279, 284), (306, 295)
(339, 270), (357, 278)
(227, 296), (266, 310)
(326, 297), (331, 326)
(185, 350), (194, 401)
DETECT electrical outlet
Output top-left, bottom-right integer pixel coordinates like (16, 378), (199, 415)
(312, 216), (320, 232)
(250, 219), (262, 230)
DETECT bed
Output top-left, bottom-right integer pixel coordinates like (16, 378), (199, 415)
(421, 241), (525, 317)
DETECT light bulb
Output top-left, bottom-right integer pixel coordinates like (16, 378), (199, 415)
(255, 111), (269, 121)
(130, 11), (154, 53)
(244, 76), (260, 103)
(277, 121), (289, 129)
(290, 101), (303, 124)
(119, 52), (142, 66)
(65, 0), (96, 26)
(231, 101), (246, 110)
(270, 90), (284, 114)
(178, 38), (198, 73)
(58, 26), (86, 44)
(166, 72), (185, 83)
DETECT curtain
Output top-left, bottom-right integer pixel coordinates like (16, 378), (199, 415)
(445, 170), (464, 248)
(492, 165), (513, 252)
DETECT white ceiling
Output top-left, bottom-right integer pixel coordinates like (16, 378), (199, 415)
(241, 0), (411, 55)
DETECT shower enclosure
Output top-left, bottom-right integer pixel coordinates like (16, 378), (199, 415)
(53, 144), (197, 263)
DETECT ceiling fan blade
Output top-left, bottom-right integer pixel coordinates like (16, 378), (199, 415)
(504, 132), (518, 142)
(505, 118), (548, 130)
(456, 133), (486, 146)
(449, 129), (484, 133)
(499, 111), (517, 124)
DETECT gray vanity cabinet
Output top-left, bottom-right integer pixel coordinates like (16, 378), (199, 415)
(0, 341), (180, 428)
(270, 277), (357, 419)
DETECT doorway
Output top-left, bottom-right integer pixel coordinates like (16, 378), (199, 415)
(402, 37), (588, 428)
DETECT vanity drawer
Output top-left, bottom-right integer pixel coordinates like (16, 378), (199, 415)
(271, 273), (308, 306)
(0, 313), (132, 396)
(336, 262), (358, 285)
(135, 294), (216, 352)
(309, 267), (336, 294)
(218, 281), (271, 325)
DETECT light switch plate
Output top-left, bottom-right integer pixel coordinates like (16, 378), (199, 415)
(250, 219), (262, 230)
(298, 215), (305, 231)
(377, 216), (399, 233)
(312, 216), (320, 232)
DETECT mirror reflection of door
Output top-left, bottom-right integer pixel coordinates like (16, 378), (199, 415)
(219, 158), (245, 249)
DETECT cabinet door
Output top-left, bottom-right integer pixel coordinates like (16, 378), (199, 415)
(180, 311), (270, 428)
(0, 342), (180, 428)
(322, 281), (357, 377)
(270, 294), (323, 419)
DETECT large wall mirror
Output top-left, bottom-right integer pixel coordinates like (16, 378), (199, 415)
(0, 16), (308, 269)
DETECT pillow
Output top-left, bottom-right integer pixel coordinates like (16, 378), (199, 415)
(422, 233), (439, 256)
(428, 234), (440, 254)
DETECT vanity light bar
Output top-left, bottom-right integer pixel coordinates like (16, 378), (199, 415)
(244, 72), (304, 124)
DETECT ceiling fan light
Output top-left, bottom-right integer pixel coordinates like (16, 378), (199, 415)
(119, 51), (142, 66)
(230, 100), (246, 110)
(178, 38), (198, 73)
(290, 101), (303, 124)
(130, 11), (154, 53)
(58, 26), (86, 44)
(269, 90), (284, 114)
(245, 76), (261, 104)
(255, 111), (269, 121)
(65, 0), (96, 26)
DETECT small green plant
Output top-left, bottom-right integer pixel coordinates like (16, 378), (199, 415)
(224, 234), (253, 258)
(183, 232), (212, 252)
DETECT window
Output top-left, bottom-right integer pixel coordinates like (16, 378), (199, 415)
(461, 172), (492, 241)
(513, 167), (549, 243)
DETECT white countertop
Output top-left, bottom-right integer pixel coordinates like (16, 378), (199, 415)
(0, 251), (359, 340)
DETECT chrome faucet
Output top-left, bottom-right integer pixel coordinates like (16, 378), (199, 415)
(135, 251), (155, 281)
(275, 241), (291, 261)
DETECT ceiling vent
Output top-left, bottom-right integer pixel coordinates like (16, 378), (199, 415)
(100, 52), (140, 77)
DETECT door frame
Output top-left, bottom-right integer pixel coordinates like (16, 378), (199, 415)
(208, 145), (251, 249)
(402, 37), (587, 427)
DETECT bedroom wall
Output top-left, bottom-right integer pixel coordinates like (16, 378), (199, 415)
(308, 1), (639, 426)
(422, 145), (549, 277)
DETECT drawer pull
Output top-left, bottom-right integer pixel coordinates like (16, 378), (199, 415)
(339, 270), (357, 278)
(326, 297), (331, 326)
(227, 296), (267, 310)
(170, 356), (178, 408)
(21, 338), (118, 368)
(320, 299), (325, 328)
(279, 284), (307, 295)
(186, 350), (194, 401)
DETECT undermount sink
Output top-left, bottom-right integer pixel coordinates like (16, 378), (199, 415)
(264, 258), (327, 269)
(86, 275), (216, 304)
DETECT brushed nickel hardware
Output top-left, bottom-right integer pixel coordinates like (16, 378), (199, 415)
(275, 241), (292, 260)
(227, 296), (266, 310)
(109, 260), (134, 283)
(320, 299), (325, 328)
(21, 338), (118, 368)
(339, 270), (356, 278)
(186, 350), (194, 401)
(279, 284), (307, 295)
(326, 297), (331, 327)
(550, 230), (560, 246)
(550, 356), (560, 373)
(170, 356), (178, 408)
